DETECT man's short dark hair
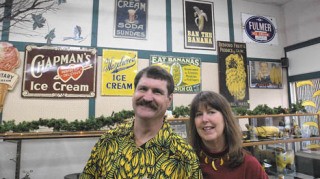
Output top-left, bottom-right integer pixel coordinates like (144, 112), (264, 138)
(134, 66), (174, 95)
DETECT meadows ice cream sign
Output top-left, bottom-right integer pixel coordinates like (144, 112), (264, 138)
(242, 13), (278, 45)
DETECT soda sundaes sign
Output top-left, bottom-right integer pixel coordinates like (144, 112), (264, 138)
(22, 45), (97, 98)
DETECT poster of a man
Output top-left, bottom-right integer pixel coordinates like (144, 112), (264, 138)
(250, 61), (282, 89)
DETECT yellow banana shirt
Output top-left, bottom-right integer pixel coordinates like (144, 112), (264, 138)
(80, 121), (202, 179)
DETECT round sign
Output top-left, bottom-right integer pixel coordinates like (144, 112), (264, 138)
(244, 16), (276, 43)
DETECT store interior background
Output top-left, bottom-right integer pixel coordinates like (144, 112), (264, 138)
(0, 0), (320, 178)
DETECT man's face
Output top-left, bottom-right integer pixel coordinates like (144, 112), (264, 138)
(260, 63), (269, 75)
(132, 75), (172, 121)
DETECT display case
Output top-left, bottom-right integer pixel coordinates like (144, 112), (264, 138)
(237, 113), (320, 178)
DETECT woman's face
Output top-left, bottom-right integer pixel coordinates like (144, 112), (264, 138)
(194, 104), (225, 145)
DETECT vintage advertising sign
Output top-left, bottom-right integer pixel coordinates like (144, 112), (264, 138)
(183, 0), (215, 50)
(101, 49), (137, 96)
(150, 55), (201, 93)
(217, 41), (249, 108)
(22, 45), (97, 98)
(114, 0), (148, 39)
(249, 61), (283, 89)
(0, 42), (20, 112)
(242, 13), (278, 45)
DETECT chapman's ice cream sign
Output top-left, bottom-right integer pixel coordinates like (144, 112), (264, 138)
(241, 13), (278, 45)
(22, 45), (97, 98)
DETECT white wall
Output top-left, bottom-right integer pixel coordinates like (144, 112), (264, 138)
(283, 0), (320, 77)
(283, 0), (320, 46)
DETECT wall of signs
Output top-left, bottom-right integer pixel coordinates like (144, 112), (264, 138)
(0, 0), (291, 123)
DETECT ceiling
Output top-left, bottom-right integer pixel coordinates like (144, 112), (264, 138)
(243, 0), (293, 6)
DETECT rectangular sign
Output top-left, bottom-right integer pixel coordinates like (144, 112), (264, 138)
(114, 0), (148, 39)
(249, 61), (283, 89)
(101, 49), (138, 96)
(22, 45), (97, 98)
(217, 41), (249, 108)
(183, 0), (215, 50)
(150, 55), (201, 93)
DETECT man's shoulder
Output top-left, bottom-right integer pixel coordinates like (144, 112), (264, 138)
(168, 133), (198, 160)
(100, 122), (132, 140)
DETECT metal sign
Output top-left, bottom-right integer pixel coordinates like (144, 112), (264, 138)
(22, 45), (97, 98)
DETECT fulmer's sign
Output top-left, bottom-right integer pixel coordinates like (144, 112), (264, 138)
(22, 45), (97, 98)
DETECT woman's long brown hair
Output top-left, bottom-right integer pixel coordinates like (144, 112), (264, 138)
(189, 91), (244, 168)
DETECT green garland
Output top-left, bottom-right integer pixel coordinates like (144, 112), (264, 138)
(0, 110), (134, 133)
(0, 101), (306, 133)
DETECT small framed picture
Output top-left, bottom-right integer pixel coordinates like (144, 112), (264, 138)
(249, 61), (283, 89)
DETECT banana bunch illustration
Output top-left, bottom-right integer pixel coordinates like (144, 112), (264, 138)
(193, 6), (208, 32)
(270, 64), (282, 85)
(170, 62), (183, 86)
(225, 54), (246, 100)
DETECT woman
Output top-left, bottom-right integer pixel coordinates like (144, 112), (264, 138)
(189, 91), (268, 179)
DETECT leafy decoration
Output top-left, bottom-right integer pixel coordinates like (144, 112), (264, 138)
(31, 14), (46, 30)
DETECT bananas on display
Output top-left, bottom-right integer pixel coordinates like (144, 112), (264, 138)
(270, 65), (282, 85)
(225, 54), (246, 100)
(193, 6), (208, 32)
(254, 126), (280, 137)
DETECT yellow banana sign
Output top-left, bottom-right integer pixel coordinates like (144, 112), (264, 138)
(303, 121), (318, 128)
(302, 100), (317, 108)
(313, 90), (320, 98)
(296, 80), (313, 87)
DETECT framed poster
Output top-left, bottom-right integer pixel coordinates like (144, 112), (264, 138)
(114, 0), (148, 39)
(101, 49), (138, 96)
(183, 0), (215, 50)
(22, 45), (97, 98)
(169, 120), (189, 140)
(249, 61), (283, 89)
(217, 41), (249, 108)
(150, 55), (201, 93)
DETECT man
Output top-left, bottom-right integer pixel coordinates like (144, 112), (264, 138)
(80, 66), (202, 178)
(256, 61), (270, 82)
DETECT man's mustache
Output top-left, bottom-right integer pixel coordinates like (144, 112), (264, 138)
(136, 99), (158, 110)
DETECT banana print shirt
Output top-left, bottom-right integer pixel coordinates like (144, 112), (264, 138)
(80, 120), (202, 179)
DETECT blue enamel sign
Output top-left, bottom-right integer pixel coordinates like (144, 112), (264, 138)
(244, 16), (276, 43)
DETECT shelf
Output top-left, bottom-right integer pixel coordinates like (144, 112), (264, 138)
(236, 113), (319, 119)
(243, 137), (320, 147)
(0, 131), (105, 140)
